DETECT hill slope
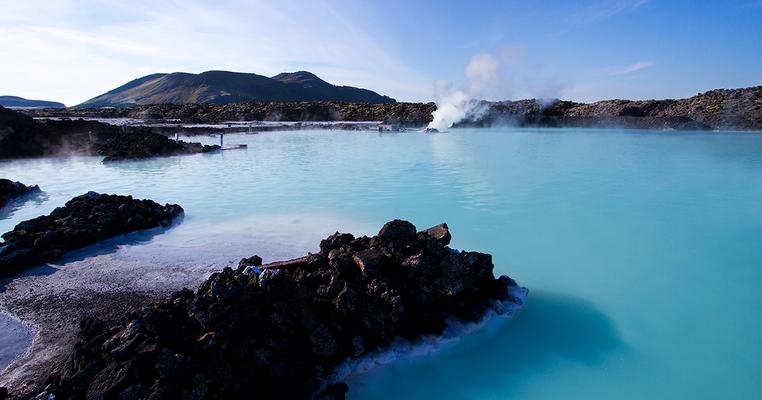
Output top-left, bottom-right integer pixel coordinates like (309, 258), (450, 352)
(0, 96), (65, 108)
(78, 70), (395, 107)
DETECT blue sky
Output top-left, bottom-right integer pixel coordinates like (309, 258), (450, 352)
(1, 0), (760, 105)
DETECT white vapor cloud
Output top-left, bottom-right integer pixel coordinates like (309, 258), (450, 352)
(428, 52), (504, 130)
(428, 45), (570, 130)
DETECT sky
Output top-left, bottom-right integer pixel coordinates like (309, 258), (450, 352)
(1, 0), (760, 106)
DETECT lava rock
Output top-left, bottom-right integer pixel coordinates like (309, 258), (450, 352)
(0, 192), (184, 277)
(0, 105), (219, 161)
(36, 220), (525, 400)
(0, 179), (40, 209)
(96, 129), (219, 162)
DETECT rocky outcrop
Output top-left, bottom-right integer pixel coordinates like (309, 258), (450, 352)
(27, 86), (762, 131)
(0, 179), (40, 209)
(22, 102), (438, 126)
(458, 87), (762, 130)
(95, 129), (219, 162)
(0, 192), (183, 277)
(30, 220), (525, 399)
(0, 106), (218, 161)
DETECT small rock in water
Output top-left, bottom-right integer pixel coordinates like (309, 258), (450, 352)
(0, 179), (40, 209)
(0, 192), (184, 277)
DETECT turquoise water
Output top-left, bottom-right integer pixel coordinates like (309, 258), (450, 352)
(2, 128), (762, 398)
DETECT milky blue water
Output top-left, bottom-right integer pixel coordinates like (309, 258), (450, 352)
(1, 128), (762, 398)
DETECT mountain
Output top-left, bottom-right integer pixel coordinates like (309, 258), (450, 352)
(0, 96), (65, 108)
(78, 70), (395, 107)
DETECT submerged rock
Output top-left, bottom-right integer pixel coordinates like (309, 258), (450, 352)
(34, 220), (525, 400)
(0, 192), (183, 277)
(0, 179), (40, 209)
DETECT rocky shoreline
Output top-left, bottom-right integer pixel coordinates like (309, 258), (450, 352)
(0, 106), (218, 161)
(11, 220), (525, 399)
(0, 180), (40, 210)
(18, 86), (762, 131)
(0, 192), (184, 278)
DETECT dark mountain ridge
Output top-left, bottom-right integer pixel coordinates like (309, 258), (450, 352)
(0, 96), (65, 109)
(78, 70), (395, 107)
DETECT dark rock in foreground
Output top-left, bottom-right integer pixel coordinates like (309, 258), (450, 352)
(33, 220), (524, 399)
(95, 129), (219, 162)
(0, 192), (183, 277)
(0, 179), (40, 209)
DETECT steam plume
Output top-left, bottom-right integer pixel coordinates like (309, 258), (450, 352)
(428, 53), (501, 130)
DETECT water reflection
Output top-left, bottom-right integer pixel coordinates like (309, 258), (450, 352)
(0, 191), (48, 221)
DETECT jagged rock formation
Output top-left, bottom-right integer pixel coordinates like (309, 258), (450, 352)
(0, 179), (40, 209)
(25, 220), (525, 399)
(0, 106), (218, 160)
(0, 192), (184, 277)
(77, 70), (395, 107)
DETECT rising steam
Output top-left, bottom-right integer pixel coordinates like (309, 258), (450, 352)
(428, 53), (501, 130)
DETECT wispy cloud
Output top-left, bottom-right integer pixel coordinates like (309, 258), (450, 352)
(608, 61), (655, 76)
(0, 0), (430, 105)
(567, 0), (649, 25)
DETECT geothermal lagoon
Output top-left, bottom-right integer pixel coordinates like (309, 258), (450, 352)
(2, 127), (762, 399)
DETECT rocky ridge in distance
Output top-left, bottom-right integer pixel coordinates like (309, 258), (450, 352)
(25, 86), (761, 131)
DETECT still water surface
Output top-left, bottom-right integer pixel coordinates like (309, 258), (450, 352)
(1, 128), (762, 399)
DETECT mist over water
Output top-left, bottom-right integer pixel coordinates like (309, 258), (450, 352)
(2, 128), (762, 399)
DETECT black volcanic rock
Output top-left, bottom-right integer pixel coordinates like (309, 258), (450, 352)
(0, 179), (40, 210)
(34, 220), (525, 400)
(0, 192), (184, 277)
(26, 86), (762, 131)
(78, 70), (395, 107)
(95, 129), (219, 162)
(24, 101), (437, 126)
(0, 96), (65, 109)
(0, 106), (217, 161)
(455, 86), (762, 130)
